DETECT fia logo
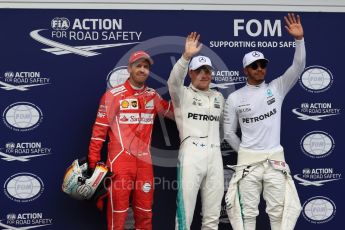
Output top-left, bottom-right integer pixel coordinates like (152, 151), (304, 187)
(51, 17), (70, 30)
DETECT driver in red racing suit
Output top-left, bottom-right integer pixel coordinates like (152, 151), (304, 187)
(88, 51), (173, 230)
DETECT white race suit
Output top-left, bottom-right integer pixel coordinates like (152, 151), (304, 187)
(224, 38), (306, 230)
(168, 56), (224, 230)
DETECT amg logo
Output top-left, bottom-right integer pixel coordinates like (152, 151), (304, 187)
(242, 108), (277, 123)
(187, 113), (220, 121)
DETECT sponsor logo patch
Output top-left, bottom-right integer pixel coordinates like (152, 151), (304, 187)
(142, 182), (151, 193)
(120, 99), (138, 110)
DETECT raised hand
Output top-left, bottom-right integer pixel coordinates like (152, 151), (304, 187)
(183, 32), (203, 60)
(284, 13), (304, 40)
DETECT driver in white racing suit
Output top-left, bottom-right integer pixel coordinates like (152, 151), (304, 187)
(168, 32), (224, 230)
(224, 13), (306, 230)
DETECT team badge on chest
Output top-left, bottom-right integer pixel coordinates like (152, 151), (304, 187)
(214, 97), (221, 109)
(145, 99), (154, 109)
(266, 88), (276, 105)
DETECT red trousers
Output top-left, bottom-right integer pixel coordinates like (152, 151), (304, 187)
(106, 151), (154, 230)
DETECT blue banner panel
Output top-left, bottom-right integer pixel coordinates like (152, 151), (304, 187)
(0, 9), (343, 230)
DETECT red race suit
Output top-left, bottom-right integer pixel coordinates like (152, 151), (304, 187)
(88, 79), (173, 230)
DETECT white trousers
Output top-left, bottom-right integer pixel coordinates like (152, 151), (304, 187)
(175, 138), (224, 230)
(239, 161), (286, 230)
